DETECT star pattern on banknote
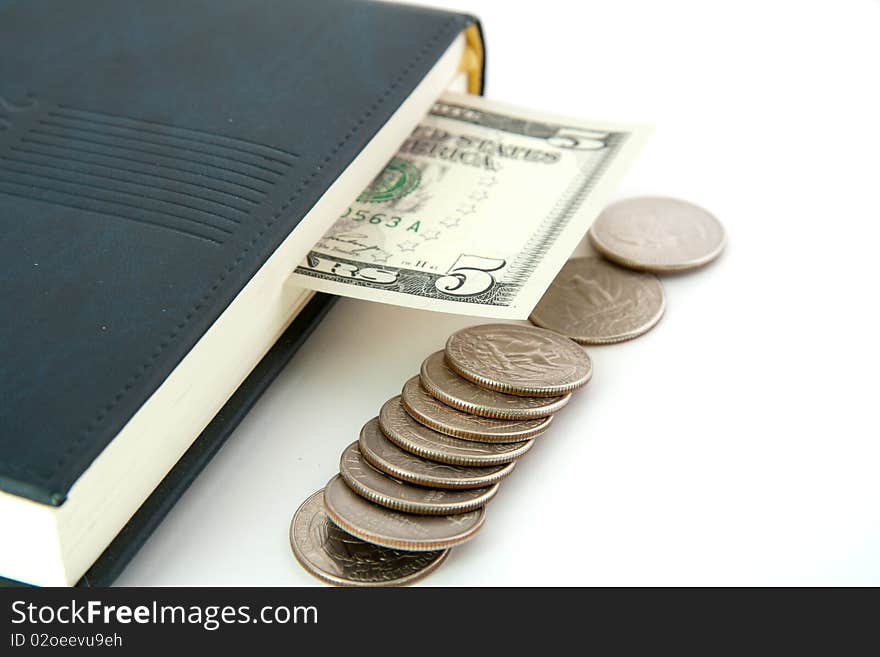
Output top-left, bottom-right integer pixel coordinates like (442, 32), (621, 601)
(440, 216), (461, 229)
(369, 249), (392, 263)
(456, 204), (477, 216)
(397, 240), (418, 252)
(419, 230), (441, 241)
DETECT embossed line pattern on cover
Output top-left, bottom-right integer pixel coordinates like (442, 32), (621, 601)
(0, 98), (297, 244)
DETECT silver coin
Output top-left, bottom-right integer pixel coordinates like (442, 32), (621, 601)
(290, 489), (449, 587)
(420, 351), (571, 420)
(529, 256), (666, 344)
(379, 396), (534, 466)
(323, 474), (485, 551)
(445, 323), (592, 397)
(401, 375), (552, 442)
(340, 441), (498, 515)
(588, 196), (726, 273)
(359, 417), (516, 489)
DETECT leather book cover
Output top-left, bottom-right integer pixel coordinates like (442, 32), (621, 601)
(0, 0), (474, 504)
(0, 0), (481, 584)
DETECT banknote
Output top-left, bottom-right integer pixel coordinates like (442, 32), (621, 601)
(290, 92), (650, 318)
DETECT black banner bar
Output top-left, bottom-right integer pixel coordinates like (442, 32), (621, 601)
(0, 587), (873, 651)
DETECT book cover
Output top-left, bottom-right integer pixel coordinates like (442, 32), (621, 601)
(0, 0), (482, 585)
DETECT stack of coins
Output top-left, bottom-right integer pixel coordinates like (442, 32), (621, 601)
(290, 195), (725, 586)
(291, 323), (592, 586)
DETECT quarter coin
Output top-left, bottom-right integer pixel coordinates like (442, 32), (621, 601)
(420, 351), (570, 419)
(359, 417), (516, 489)
(290, 489), (449, 586)
(445, 323), (592, 396)
(339, 441), (499, 515)
(401, 376), (552, 442)
(323, 475), (486, 551)
(529, 256), (666, 344)
(588, 196), (726, 272)
(379, 396), (534, 466)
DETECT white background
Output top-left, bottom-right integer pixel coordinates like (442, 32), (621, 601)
(118, 0), (880, 586)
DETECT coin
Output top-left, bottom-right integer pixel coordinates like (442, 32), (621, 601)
(290, 489), (449, 586)
(588, 196), (726, 273)
(359, 417), (516, 489)
(379, 396), (534, 466)
(445, 323), (592, 397)
(323, 474), (486, 551)
(529, 256), (666, 344)
(401, 375), (552, 442)
(420, 351), (571, 420)
(339, 442), (498, 515)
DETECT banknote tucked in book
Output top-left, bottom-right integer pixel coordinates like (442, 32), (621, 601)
(291, 92), (650, 318)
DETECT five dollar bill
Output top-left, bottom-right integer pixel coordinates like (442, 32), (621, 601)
(291, 92), (650, 318)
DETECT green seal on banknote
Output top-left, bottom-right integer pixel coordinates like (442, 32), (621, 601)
(357, 157), (421, 203)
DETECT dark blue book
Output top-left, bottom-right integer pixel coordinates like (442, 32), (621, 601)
(0, 0), (484, 586)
